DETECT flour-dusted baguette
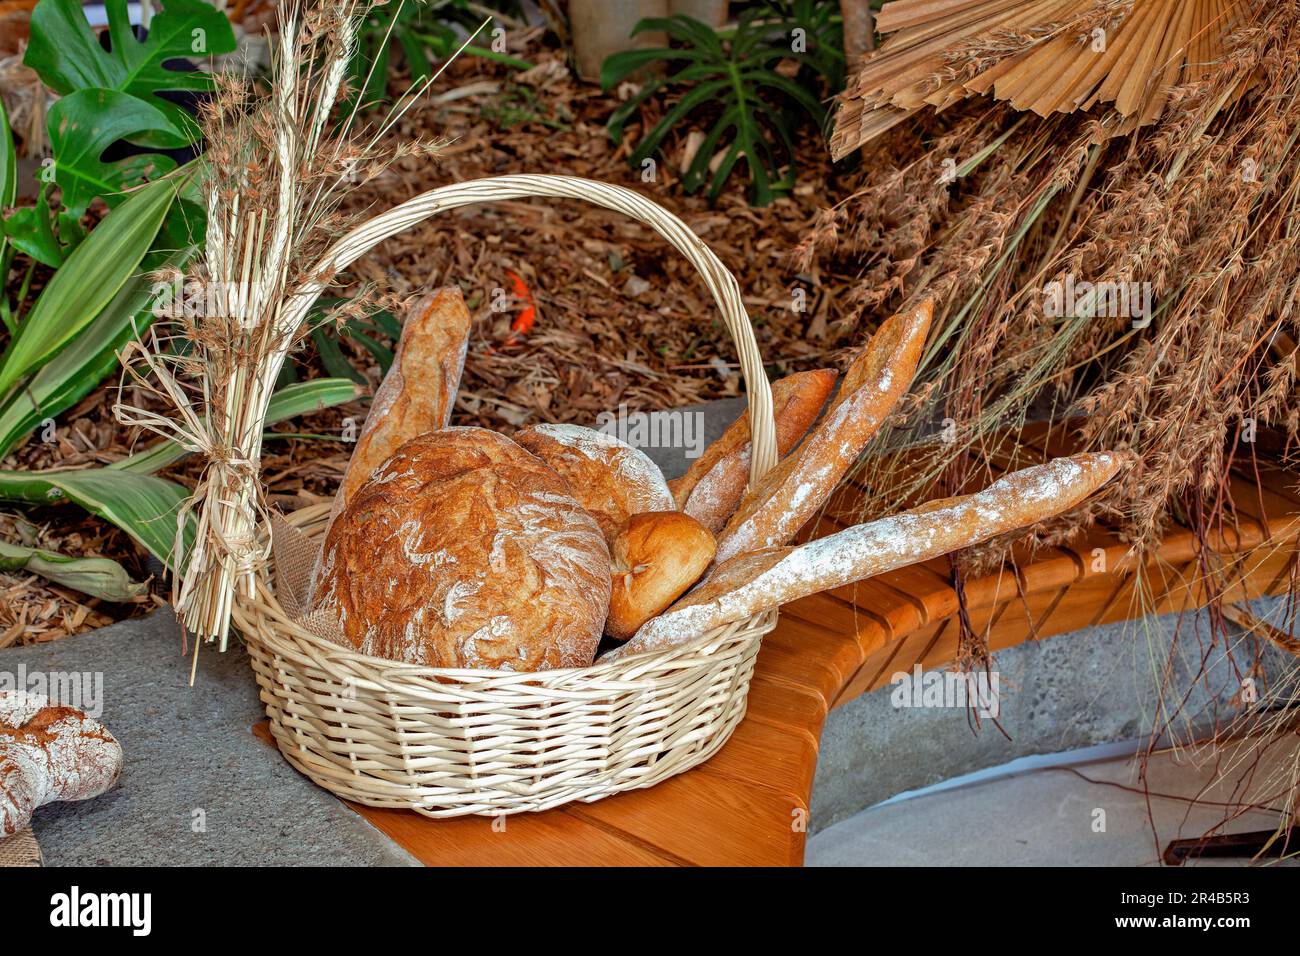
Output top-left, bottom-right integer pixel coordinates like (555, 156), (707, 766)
(606, 452), (1126, 659)
(0, 692), (123, 837)
(514, 423), (674, 546)
(334, 287), (472, 513)
(714, 299), (934, 564)
(671, 368), (839, 533)
(606, 511), (716, 640)
(315, 427), (611, 670)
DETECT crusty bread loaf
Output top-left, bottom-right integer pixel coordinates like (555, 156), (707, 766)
(671, 368), (838, 533)
(0, 692), (123, 837)
(608, 452), (1126, 659)
(513, 423), (674, 545)
(334, 287), (472, 513)
(714, 300), (934, 564)
(314, 427), (611, 671)
(606, 511), (716, 640)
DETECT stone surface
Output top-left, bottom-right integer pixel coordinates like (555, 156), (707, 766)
(810, 594), (1298, 835)
(627, 395), (747, 482)
(807, 726), (1299, 867)
(0, 610), (418, 866)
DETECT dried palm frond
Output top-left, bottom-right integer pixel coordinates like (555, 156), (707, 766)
(115, 0), (470, 655)
(831, 0), (1254, 158)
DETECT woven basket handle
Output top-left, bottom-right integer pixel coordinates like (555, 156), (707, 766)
(285, 174), (778, 485)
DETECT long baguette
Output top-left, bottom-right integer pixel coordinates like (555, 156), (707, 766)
(714, 299), (933, 564)
(334, 286), (472, 513)
(671, 368), (839, 533)
(605, 452), (1126, 660)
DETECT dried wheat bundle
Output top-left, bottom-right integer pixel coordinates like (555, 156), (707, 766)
(831, 0), (1253, 158)
(115, 0), (468, 652)
(801, 0), (1300, 683)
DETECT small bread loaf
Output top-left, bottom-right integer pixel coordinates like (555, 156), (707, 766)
(671, 368), (838, 533)
(513, 423), (674, 545)
(607, 511), (716, 640)
(608, 452), (1126, 659)
(715, 299), (934, 564)
(1, 692), (123, 837)
(334, 287), (472, 513)
(314, 427), (611, 670)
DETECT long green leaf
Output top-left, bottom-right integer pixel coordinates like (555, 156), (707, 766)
(0, 176), (178, 400)
(0, 241), (199, 459)
(0, 99), (15, 288)
(0, 539), (145, 601)
(0, 468), (193, 568)
(113, 377), (363, 475)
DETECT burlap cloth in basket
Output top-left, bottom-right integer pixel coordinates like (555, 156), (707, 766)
(269, 512), (347, 642)
(0, 827), (42, 867)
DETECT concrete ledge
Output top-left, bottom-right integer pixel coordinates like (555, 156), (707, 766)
(810, 594), (1298, 833)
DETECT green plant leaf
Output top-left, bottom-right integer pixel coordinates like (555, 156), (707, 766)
(0, 539), (145, 601)
(1, 184), (73, 268)
(0, 241), (199, 459)
(48, 88), (181, 219)
(307, 298), (399, 380)
(0, 99), (15, 287)
(602, 9), (839, 205)
(113, 377), (363, 475)
(24, 0), (236, 149)
(0, 468), (193, 567)
(0, 175), (178, 401)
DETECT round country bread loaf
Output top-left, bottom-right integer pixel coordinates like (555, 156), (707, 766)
(313, 427), (611, 670)
(513, 424), (674, 545)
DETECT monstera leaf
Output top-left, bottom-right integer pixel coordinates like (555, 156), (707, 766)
(48, 89), (181, 219)
(24, 0), (236, 150)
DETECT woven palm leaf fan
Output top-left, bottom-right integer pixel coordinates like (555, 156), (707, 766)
(831, 0), (1251, 158)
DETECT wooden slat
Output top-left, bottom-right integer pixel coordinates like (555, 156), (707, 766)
(570, 768), (805, 867)
(356, 803), (679, 867)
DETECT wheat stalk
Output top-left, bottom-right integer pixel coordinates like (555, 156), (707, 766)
(115, 0), (484, 655)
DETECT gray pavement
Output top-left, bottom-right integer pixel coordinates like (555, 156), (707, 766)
(1, 610), (417, 866)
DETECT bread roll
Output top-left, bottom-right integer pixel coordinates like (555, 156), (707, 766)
(513, 423), (674, 545)
(1, 692), (123, 837)
(606, 511), (716, 640)
(334, 287), (472, 513)
(314, 427), (611, 671)
(671, 368), (839, 533)
(715, 299), (934, 564)
(608, 452), (1126, 659)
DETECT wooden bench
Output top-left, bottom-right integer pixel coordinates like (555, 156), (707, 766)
(260, 421), (1300, 865)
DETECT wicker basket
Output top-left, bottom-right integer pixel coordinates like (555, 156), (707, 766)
(233, 175), (782, 817)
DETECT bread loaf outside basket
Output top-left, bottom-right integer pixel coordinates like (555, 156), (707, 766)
(232, 175), (783, 816)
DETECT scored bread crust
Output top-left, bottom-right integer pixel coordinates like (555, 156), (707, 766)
(314, 427), (611, 671)
(334, 287), (472, 514)
(714, 300), (934, 564)
(513, 424), (674, 545)
(672, 368), (838, 533)
(608, 452), (1126, 659)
